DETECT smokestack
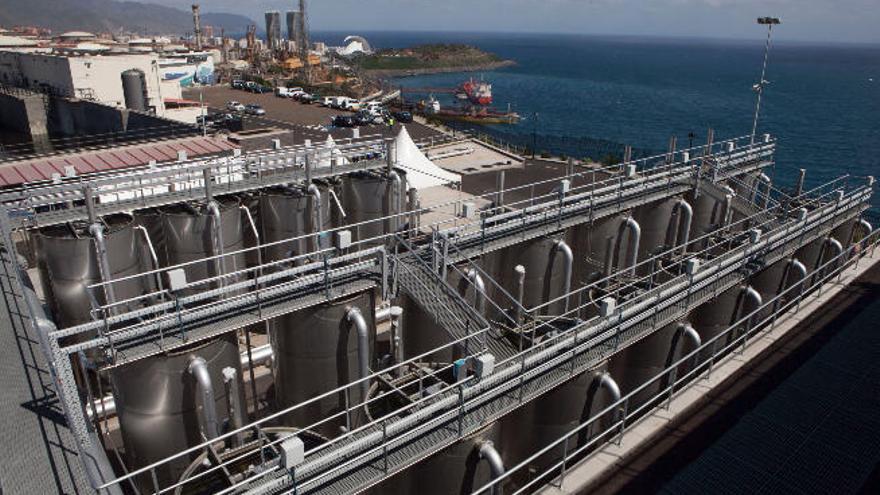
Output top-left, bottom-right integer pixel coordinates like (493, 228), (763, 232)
(191, 4), (202, 51)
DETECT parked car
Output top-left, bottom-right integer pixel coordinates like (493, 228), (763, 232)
(354, 111), (384, 126)
(363, 101), (383, 115)
(226, 100), (245, 112)
(332, 115), (357, 128)
(343, 99), (362, 111)
(244, 104), (266, 115)
(231, 79), (245, 90)
(320, 96), (334, 107)
(392, 111), (413, 123)
(250, 85), (271, 94)
(298, 93), (317, 104)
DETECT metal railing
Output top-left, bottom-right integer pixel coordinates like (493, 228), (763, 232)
(472, 223), (880, 494)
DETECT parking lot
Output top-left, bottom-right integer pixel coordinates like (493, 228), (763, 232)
(183, 85), (445, 145)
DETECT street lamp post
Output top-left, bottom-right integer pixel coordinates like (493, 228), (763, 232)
(751, 17), (781, 144)
(532, 112), (539, 159)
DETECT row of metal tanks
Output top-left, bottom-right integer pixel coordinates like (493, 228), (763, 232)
(25, 170), (410, 490)
(390, 186), (868, 492)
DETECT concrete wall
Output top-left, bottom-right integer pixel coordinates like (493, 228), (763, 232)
(0, 90), (52, 153)
(0, 51), (168, 116)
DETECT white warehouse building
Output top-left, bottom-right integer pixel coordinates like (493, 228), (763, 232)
(0, 51), (183, 117)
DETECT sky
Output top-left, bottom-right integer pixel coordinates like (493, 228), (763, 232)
(155, 0), (880, 44)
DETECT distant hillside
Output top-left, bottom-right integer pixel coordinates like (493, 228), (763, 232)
(0, 0), (254, 36)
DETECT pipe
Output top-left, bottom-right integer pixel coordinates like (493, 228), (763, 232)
(477, 440), (505, 495)
(459, 268), (487, 316)
(188, 356), (219, 440)
(388, 306), (404, 371)
(754, 173), (772, 208)
(596, 372), (622, 409)
(345, 307), (372, 402)
(666, 322), (702, 372)
(734, 285), (763, 333)
(550, 240), (573, 313)
(613, 217), (641, 275)
(720, 194), (733, 227)
(782, 258), (808, 292)
(89, 223), (118, 316)
(134, 225), (165, 297)
(387, 171), (403, 234)
(307, 184), (324, 251)
(851, 218), (873, 246)
(514, 265), (526, 324)
(206, 200), (226, 286)
(602, 235), (615, 280)
(795, 169), (806, 197)
(223, 367), (245, 447)
(665, 198), (693, 254)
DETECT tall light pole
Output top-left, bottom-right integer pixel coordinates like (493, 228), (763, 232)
(751, 17), (781, 144)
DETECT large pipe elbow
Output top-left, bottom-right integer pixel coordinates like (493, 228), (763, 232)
(307, 184), (325, 250)
(666, 199), (693, 252)
(823, 236), (843, 260)
(788, 258), (808, 283)
(477, 440), (505, 495)
(621, 217), (641, 273)
(188, 356), (219, 440)
(346, 307), (371, 401)
(552, 239), (574, 311)
(678, 322), (702, 349)
(597, 372), (621, 404)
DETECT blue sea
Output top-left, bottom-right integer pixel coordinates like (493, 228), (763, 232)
(315, 31), (879, 191)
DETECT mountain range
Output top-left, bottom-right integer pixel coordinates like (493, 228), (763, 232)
(0, 0), (255, 36)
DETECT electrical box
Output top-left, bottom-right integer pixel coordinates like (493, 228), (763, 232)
(453, 358), (468, 381)
(797, 208), (808, 221)
(272, 139), (282, 150)
(335, 230), (352, 250)
(280, 436), (305, 470)
(177, 150), (187, 162)
(167, 268), (188, 292)
(625, 164), (636, 178)
(599, 297), (616, 317)
(233, 148), (242, 157)
(474, 354), (495, 378)
(461, 202), (477, 219)
(685, 258), (701, 275)
(682, 152), (690, 163)
(749, 229), (762, 244)
(559, 179), (571, 194)
(727, 142), (735, 152)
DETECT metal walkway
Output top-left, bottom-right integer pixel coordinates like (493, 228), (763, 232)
(231, 183), (871, 495)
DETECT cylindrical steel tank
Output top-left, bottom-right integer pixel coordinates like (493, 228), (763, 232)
(260, 183), (334, 265)
(341, 170), (407, 245)
(136, 197), (246, 296)
(607, 320), (700, 410)
(34, 214), (151, 330)
(632, 197), (679, 260)
(271, 291), (376, 438)
(571, 214), (637, 288)
(500, 364), (615, 485)
(488, 234), (573, 317)
(110, 333), (246, 490)
(121, 69), (148, 111)
(363, 362), (506, 494)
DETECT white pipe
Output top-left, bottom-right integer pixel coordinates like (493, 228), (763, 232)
(665, 198), (693, 254)
(852, 218), (873, 246)
(754, 173), (772, 208)
(460, 268), (487, 316)
(345, 307), (372, 401)
(388, 306), (404, 371)
(613, 217), (641, 275)
(514, 265), (526, 324)
(736, 285), (763, 331)
(206, 200), (225, 286)
(223, 367), (245, 447)
(477, 440), (505, 495)
(387, 171), (403, 234)
(596, 372), (621, 406)
(89, 223), (117, 315)
(188, 356), (219, 440)
(820, 237), (843, 268)
(551, 240), (573, 313)
(307, 184), (324, 251)
(134, 225), (165, 296)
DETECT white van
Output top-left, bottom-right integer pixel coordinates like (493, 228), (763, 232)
(363, 101), (383, 115)
(275, 87), (291, 98)
(343, 99), (362, 111)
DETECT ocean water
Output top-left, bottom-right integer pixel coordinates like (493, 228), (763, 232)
(316, 31), (879, 190)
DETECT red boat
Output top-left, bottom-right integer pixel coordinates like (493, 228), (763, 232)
(456, 78), (493, 106)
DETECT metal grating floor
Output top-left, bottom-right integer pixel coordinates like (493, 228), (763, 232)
(660, 270), (880, 495)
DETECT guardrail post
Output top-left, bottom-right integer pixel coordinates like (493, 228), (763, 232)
(617, 399), (628, 446)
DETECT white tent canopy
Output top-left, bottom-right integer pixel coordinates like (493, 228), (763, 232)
(393, 126), (461, 189)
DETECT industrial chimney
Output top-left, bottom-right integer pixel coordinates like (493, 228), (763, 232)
(192, 4), (203, 51)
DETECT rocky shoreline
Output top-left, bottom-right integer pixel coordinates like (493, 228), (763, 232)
(366, 59), (516, 78)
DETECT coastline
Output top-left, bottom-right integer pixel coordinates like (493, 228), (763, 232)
(365, 59), (516, 78)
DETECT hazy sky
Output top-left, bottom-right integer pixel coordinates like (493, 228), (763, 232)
(157, 0), (880, 43)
